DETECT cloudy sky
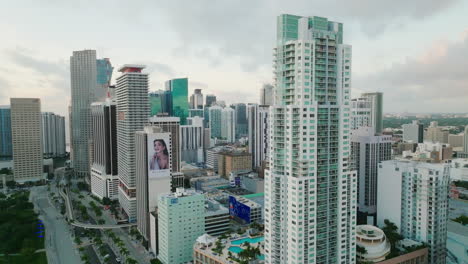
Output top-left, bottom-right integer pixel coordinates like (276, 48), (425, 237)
(0, 0), (467, 117)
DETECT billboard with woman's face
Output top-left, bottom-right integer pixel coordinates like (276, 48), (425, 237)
(147, 133), (171, 179)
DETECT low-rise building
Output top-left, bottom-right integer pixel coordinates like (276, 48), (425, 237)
(205, 199), (230, 236)
(229, 193), (264, 224)
(356, 225), (391, 262)
(218, 151), (252, 178)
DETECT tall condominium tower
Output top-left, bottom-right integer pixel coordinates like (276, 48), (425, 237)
(190, 89), (203, 109)
(378, 160), (450, 264)
(208, 106), (222, 139)
(402, 120), (424, 143)
(90, 99), (119, 200)
(10, 98), (43, 182)
(0, 106), (12, 160)
(165, 78), (189, 125)
(247, 104), (269, 170)
(180, 116), (204, 164)
(41, 112), (66, 158)
(265, 14), (356, 264)
(116, 64), (149, 222)
(221, 107), (235, 143)
(351, 127), (392, 220)
(361, 92), (383, 134)
(70, 50), (113, 178)
(260, 84), (274, 106)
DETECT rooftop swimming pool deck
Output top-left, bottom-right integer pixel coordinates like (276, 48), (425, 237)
(228, 246), (243, 254)
(230, 236), (264, 245)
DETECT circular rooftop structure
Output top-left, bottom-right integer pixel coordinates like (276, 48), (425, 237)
(356, 225), (391, 263)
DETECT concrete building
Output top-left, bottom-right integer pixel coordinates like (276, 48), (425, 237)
(464, 126), (468, 152)
(260, 83), (274, 106)
(217, 151), (252, 178)
(377, 160), (450, 264)
(221, 107), (235, 143)
(180, 116), (204, 164)
(208, 106), (222, 139)
(425, 121), (449, 143)
(402, 120), (424, 143)
(10, 98), (43, 182)
(158, 188), (205, 264)
(356, 225), (391, 262)
(204, 199), (230, 236)
(149, 90), (173, 116)
(351, 97), (372, 131)
(41, 112), (66, 158)
(361, 92), (383, 134)
(70, 50), (112, 178)
(448, 133), (464, 148)
(247, 104), (269, 170)
(148, 115), (181, 172)
(265, 14), (357, 264)
(190, 89), (203, 109)
(90, 100), (119, 200)
(136, 126), (172, 245)
(116, 64), (149, 222)
(0, 106), (12, 160)
(351, 127), (392, 218)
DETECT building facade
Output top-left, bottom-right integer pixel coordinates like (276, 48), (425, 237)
(41, 112), (66, 158)
(190, 89), (203, 109)
(208, 106), (222, 139)
(148, 116), (181, 172)
(205, 94), (216, 107)
(351, 127), (392, 217)
(166, 78), (189, 125)
(90, 100), (119, 200)
(158, 188), (205, 264)
(0, 106), (12, 160)
(248, 104), (269, 170)
(10, 98), (43, 182)
(377, 160), (450, 264)
(221, 107), (235, 143)
(402, 120), (424, 143)
(233, 103), (247, 139)
(180, 116), (204, 164)
(218, 151), (252, 178)
(260, 83), (274, 106)
(116, 64), (149, 222)
(265, 14), (357, 264)
(361, 92), (383, 134)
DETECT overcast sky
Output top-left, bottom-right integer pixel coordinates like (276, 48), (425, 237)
(0, 0), (467, 116)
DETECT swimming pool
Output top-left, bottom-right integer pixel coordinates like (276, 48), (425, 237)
(228, 246), (243, 254)
(231, 236), (264, 245)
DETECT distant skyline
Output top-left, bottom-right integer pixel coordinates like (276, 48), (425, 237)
(0, 0), (467, 116)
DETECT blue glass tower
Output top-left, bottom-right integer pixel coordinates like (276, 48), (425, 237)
(0, 106), (12, 160)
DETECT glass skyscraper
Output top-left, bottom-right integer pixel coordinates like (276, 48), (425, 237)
(265, 14), (356, 264)
(0, 106), (12, 160)
(165, 78), (189, 125)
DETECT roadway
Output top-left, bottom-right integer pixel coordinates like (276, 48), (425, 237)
(30, 186), (81, 264)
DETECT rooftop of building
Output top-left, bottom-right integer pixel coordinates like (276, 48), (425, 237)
(118, 64), (146, 72)
(205, 199), (229, 217)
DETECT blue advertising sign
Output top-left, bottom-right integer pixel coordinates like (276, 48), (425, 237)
(229, 196), (251, 224)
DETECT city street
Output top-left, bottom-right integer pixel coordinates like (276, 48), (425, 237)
(30, 186), (81, 264)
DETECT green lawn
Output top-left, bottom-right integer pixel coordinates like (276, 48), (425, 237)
(0, 252), (47, 264)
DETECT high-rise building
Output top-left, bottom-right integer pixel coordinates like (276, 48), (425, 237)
(425, 121), (449, 143)
(148, 116), (181, 172)
(233, 103), (247, 139)
(377, 160), (450, 264)
(0, 106), (12, 160)
(205, 94), (216, 107)
(70, 50), (113, 179)
(10, 98), (43, 182)
(180, 116), (204, 164)
(260, 83), (274, 106)
(351, 127), (392, 219)
(402, 120), (424, 143)
(41, 112), (66, 158)
(166, 78), (189, 125)
(221, 107), (235, 143)
(190, 89), (203, 109)
(351, 97), (371, 130)
(90, 99), (119, 200)
(361, 92), (383, 134)
(247, 104), (269, 170)
(116, 64), (149, 222)
(208, 106), (222, 139)
(136, 126), (172, 245)
(265, 14), (357, 264)
(158, 188), (205, 264)
(448, 133), (463, 148)
(149, 90), (173, 116)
